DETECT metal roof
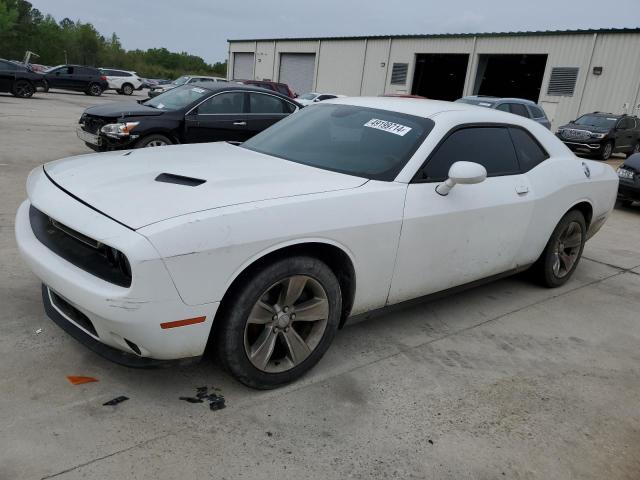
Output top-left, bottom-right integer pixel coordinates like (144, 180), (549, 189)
(228, 27), (640, 43)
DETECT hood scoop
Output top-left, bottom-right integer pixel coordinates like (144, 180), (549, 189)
(155, 173), (206, 187)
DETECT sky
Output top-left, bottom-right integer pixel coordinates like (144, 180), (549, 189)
(30, 0), (640, 64)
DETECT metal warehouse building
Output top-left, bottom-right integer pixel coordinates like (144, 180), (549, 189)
(228, 28), (640, 128)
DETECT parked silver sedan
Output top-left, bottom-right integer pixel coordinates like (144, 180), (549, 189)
(456, 96), (551, 129)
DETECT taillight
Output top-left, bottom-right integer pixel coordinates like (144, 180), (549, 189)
(100, 75), (107, 81)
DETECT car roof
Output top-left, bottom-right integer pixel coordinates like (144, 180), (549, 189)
(183, 82), (298, 99)
(460, 95), (537, 105)
(328, 96), (493, 118)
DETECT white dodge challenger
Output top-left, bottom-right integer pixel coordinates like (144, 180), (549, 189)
(16, 98), (618, 388)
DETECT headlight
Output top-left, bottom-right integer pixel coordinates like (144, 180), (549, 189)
(590, 132), (606, 139)
(100, 122), (139, 138)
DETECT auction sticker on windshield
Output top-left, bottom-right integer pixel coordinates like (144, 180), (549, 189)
(364, 119), (412, 136)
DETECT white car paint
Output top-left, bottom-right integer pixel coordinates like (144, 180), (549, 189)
(297, 92), (345, 106)
(101, 69), (143, 92)
(15, 98), (618, 362)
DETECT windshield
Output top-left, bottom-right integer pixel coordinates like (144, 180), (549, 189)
(241, 104), (434, 181)
(455, 98), (496, 108)
(144, 85), (209, 110)
(299, 93), (317, 100)
(173, 76), (190, 86)
(574, 115), (617, 129)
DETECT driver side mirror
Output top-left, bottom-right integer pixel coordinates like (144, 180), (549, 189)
(435, 161), (487, 196)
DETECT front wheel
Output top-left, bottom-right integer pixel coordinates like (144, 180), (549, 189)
(87, 83), (103, 96)
(216, 256), (342, 389)
(121, 83), (134, 95)
(532, 210), (586, 288)
(600, 141), (613, 160)
(135, 134), (172, 148)
(12, 80), (35, 98)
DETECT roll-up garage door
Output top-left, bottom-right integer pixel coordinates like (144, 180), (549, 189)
(233, 52), (254, 80)
(279, 53), (315, 95)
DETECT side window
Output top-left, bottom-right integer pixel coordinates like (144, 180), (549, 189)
(495, 103), (510, 112)
(64, 66), (74, 75)
(198, 92), (245, 114)
(421, 127), (519, 181)
(508, 103), (530, 118)
(528, 105), (545, 118)
(619, 118), (634, 130)
(249, 93), (288, 114)
(509, 127), (549, 172)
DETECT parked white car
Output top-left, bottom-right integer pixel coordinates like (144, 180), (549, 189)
(148, 75), (226, 97)
(15, 98), (618, 389)
(100, 68), (143, 95)
(297, 92), (345, 106)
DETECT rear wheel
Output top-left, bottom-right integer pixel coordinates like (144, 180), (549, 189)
(532, 210), (586, 288)
(627, 143), (640, 158)
(600, 141), (613, 160)
(12, 80), (35, 98)
(87, 83), (103, 96)
(135, 134), (172, 148)
(216, 256), (341, 389)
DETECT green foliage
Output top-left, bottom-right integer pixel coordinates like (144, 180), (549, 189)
(0, 0), (226, 79)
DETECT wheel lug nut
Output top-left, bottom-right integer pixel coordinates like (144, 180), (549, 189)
(284, 327), (289, 332)
(291, 314), (296, 320)
(283, 306), (289, 313)
(272, 315), (277, 321)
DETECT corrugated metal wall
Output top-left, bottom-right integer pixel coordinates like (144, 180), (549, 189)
(229, 32), (640, 128)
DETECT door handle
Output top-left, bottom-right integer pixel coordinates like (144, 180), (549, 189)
(515, 184), (529, 195)
(233, 121), (247, 126)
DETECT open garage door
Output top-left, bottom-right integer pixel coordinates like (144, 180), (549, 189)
(279, 53), (315, 96)
(233, 52), (254, 80)
(474, 54), (548, 102)
(411, 54), (469, 101)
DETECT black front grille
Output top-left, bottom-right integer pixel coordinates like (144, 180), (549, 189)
(30, 206), (132, 287)
(49, 289), (98, 337)
(81, 115), (108, 134)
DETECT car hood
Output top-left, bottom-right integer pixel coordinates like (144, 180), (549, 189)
(83, 102), (164, 118)
(43, 142), (367, 230)
(559, 123), (610, 134)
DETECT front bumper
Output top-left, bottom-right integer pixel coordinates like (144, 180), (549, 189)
(560, 140), (603, 153)
(617, 179), (640, 201)
(15, 180), (219, 362)
(77, 126), (138, 151)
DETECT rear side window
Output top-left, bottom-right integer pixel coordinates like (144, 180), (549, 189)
(508, 128), (549, 172)
(249, 93), (289, 113)
(528, 105), (546, 118)
(508, 103), (530, 118)
(496, 103), (510, 112)
(420, 127), (520, 181)
(618, 117), (634, 130)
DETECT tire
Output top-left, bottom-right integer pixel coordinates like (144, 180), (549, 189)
(626, 143), (640, 158)
(12, 80), (35, 98)
(121, 83), (134, 95)
(134, 134), (172, 148)
(532, 210), (586, 288)
(619, 199), (634, 208)
(41, 80), (49, 93)
(87, 83), (103, 96)
(600, 141), (613, 160)
(215, 256), (342, 389)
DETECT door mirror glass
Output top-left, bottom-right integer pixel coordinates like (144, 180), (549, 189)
(435, 161), (487, 196)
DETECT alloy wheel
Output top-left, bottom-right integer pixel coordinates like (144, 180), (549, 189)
(602, 142), (613, 160)
(551, 221), (583, 278)
(244, 275), (329, 373)
(145, 140), (168, 147)
(90, 84), (102, 96)
(123, 84), (133, 95)
(15, 81), (34, 98)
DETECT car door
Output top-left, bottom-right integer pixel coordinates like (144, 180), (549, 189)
(387, 125), (535, 305)
(0, 60), (16, 91)
(245, 92), (296, 139)
(183, 91), (249, 143)
(615, 117), (635, 152)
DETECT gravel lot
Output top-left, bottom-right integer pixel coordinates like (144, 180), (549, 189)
(1, 90), (639, 480)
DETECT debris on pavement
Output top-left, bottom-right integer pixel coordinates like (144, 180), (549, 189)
(181, 386), (226, 411)
(35, 328), (42, 334)
(66, 375), (98, 385)
(103, 396), (129, 406)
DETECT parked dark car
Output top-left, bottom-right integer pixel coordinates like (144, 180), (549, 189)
(236, 79), (297, 98)
(556, 113), (640, 160)
(456, 96), (551, 129)
(0, 58), (46, 98)
(616, 153), (640, 206)
(42, 64), (109, 96)
(76, 83), (301, 150)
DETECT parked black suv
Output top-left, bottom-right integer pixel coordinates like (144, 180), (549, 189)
(43, 65), (109, 96)
(556, 112), (640, 160)
(0, 58), (46, 98)
(76, 83), (301, 150)
(616, 153), (640, 206)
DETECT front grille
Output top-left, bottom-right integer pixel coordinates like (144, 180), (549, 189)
(561, 129), (591, 141)
(49, 289), (98, 337)
(29, 206), (132, 287)
(80, 115), (108, 134)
